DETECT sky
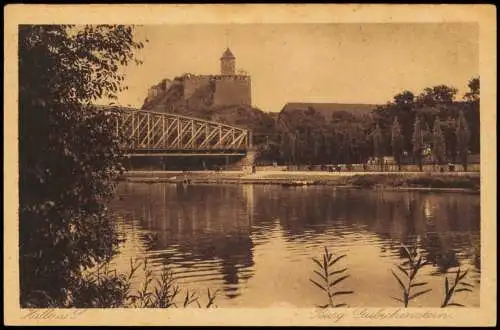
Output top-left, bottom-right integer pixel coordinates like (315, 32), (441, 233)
(111, 23), (478, 112)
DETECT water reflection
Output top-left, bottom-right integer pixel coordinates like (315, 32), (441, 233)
(111, 183), (255, 299)
(247, 187), (479, 274)
(109, 183), (480, 307)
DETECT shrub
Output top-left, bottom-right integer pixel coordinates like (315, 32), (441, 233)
(68, 258), (219, 308)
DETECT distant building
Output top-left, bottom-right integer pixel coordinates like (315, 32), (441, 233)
(280, 102), (378, 118)
(146, 48), (252, 108)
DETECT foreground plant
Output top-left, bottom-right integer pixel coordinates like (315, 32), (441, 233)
(441, 267), (474, 308)
(70, 258), (218, 308)
(391, 245), (432, 307)
(310, 247), (353, 308)
(70, 259), (135, 308)
(126, 258), (178, 308)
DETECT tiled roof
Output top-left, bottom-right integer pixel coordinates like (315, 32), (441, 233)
(281, 102), (378, 117)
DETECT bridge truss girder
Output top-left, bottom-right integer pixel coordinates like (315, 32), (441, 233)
(113, 108), (251, 153)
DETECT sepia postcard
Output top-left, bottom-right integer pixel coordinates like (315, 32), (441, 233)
(3, 4), (497, 326)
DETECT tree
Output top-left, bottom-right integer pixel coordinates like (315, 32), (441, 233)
(391, 117), (405, 171)
(372, 123), (385, 170)
(463, 76), (480, 155)
(432, 117), (447, 166)
(464, 77), (480, 102)
(279, 130), (293, 164)
(412, 116), (424, 171)
(372, 90), (415, 157)
(456, 110), (471, 171)
(441, 118), (457, 162)
(417, 85), (458, 106)
(328, 111), (372, 165)
(19, 25), (145, 307)
(393, 90), (415, 106)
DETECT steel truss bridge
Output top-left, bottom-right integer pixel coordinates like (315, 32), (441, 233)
(109, 107), (252, 156)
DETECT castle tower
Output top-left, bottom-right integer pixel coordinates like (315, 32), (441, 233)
(220, 48), (236, 75)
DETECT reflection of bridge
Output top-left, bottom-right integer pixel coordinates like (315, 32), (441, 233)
(110, 107), (252, 156)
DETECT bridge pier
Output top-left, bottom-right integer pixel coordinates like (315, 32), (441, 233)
(237, 149), (258, 174)
(161, 156), (167, 171)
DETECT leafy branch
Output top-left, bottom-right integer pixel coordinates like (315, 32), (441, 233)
(441, 267), (474, 308)
(310, 247), (353, 308)
(390, 245), (432, 307)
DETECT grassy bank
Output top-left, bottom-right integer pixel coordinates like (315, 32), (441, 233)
(120, 171), (480, 192)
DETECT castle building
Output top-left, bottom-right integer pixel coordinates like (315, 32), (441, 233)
(146, 48), (252, 108)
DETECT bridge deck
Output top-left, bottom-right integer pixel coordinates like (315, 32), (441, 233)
(124, 152), (247, 157)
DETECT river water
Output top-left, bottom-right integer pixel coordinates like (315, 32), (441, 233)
(108, 182), (480, 308)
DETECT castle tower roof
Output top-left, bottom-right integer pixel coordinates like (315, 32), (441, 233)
(221, 48), (235, 60)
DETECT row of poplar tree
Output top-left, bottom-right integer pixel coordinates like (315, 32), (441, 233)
(379, 108), (472, 171)
(267, 78), (479, 171)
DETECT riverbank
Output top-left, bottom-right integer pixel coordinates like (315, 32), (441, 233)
(120, 170), (480, 192)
